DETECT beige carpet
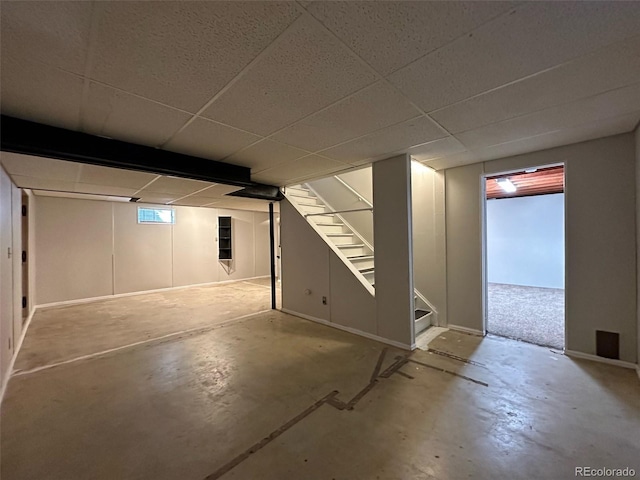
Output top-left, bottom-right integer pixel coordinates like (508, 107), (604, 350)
(488, 283), (564, 349)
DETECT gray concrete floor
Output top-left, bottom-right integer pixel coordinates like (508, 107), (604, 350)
(2, 280), (639, 479)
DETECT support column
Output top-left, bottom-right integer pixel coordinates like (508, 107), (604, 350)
(373, 154), (415, 348)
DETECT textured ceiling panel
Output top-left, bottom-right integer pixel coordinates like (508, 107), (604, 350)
(252, 154), (348, 185)
(83, 82), (192, 147)
(201, 15), (378, 136)
(320, 116), (446, 163)
(163, 118), (261, 161)
(0, 1), (92, 75)
(421, 151), (480, 171)
(226, 139), (310, 172)
(138, 176), (212, 196)
(409, 137), (467, 163)
(271, 81), (421, 152)
(432, 35), (640, 134)
(90, 2), (301, 112)
(472, 111), (640, 163)
(188, 184), (243, 198)
(0, 58), (84, 131)
(307, 1), (513, 76)
(78, 164), (158, 190)
(388, 2), (640, 113)
(0, 154), (80, 181)
(456, 82), (640, 149)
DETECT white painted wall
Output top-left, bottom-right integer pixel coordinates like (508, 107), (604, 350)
(0, 167), (22, 388)
(411, 161), (447, 324)
(34, 196), (271, 305)
(486, 194), (564, 289)
(445, 133), (637, 363)
(635, 123), (640, 366)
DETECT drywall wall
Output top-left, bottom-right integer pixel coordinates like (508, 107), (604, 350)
(373, 155), (414, 346)
(486, 194), (564, 289)
(411, 161), (446, 324)
(307, 167), (374, 247)
(34, 196), (272, 304)
(445, 133), (637, 362)
(636, 123), (640, 366)
(280, 199), (377, 336)
(0, 167), (15, 386)
(445, 162), (485, 334)
(281, 199), (331, 321)
(36, 197), (114, 303)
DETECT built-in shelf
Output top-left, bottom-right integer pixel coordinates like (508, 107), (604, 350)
(219, 216), (232, 260)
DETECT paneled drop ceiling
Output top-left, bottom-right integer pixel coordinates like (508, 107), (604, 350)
(1, 1), (640, 190)
(0, 152), (276, 213)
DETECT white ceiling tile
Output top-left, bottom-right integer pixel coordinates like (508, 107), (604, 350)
(432, 35), (640, 133)
(226, 139), (310, 172)
(0, 58), (83, 131)
(140, 176), (213, 196)
(469, 111), (640, 163)
(320, 116), (447, 163)
(73, 184), (139, 197)
(90, 2), (300, 112)
(307, 1), (514, 75)
(8, 175), (77, 192)
(82, 83), (191, 147)
(456, 82), (640, 149)
(202, 15), (378, 135)
(421, 151), (480, 171)
(171, 197), (213, 207)
(209, 198), (273, 213)
(0, 1), (92, 75)
(77, 164), (158, 190)
(389, 2), (640, 112)
(0, 154), (81, 181)
(189, 184), (244, 198)
(135, 196), (180, 205)
(271, 81), (421, 151)
(163, 118), (261, 161)
(253, 155), (350, 186)
(408, 137), (467, 162)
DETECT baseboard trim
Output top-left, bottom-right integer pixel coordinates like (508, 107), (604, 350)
(447, 324), (485, 336)
(564, 350), (637, 370)
(281, 308), (413, 351)
(1, 307), (36, 405)
(36, 276), (271, 310)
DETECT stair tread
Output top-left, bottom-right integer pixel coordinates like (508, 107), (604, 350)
(414, 309), (431, 321)
(347, 255), (374, 259)
(315, 222), (344, 226)
(337, 243), (365, 247)
(358, 267), (375, 273)
(327, 233), (353, 236)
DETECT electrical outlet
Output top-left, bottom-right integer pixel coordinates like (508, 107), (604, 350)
(322, 296), (327, 305)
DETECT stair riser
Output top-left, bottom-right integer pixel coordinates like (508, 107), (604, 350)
(338, 246), (366, 256)
(287, 187), (313, 197)
(415, 313), (432, 335)
(316, 224), (345, 234)
(351, 260), (374, 270)
(298, 204), (328, 214)
(328, 236), (356, 245)
(363, 271), (375, 284)
(351, 258), (374, 269)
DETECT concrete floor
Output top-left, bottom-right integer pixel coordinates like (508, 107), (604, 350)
(2, 280), (639, 479)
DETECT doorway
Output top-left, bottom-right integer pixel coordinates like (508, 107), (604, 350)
(483, 165), (565, 349)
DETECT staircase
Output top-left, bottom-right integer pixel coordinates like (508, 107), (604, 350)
(286, 183), (432, 335)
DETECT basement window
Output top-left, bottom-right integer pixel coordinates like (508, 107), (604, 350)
(137, 207), (174, 224)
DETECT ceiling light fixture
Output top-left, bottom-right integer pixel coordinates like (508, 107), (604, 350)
(524, 168), (538, 173)
(496, 178), (517, 193)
